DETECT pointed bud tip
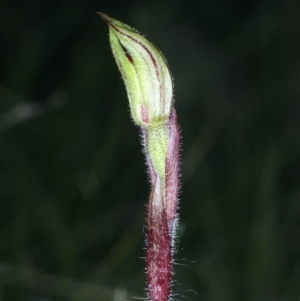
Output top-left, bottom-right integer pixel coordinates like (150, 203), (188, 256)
(98, 12), (119, 27)
(98, 12), (110, 24)
(98, 12), (135, 34)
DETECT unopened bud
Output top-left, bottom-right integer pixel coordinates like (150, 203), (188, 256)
(99, 13), (173, 127)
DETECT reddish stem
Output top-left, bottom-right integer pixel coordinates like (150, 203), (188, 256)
(165, 107), (180, 226)
(146, 179), (172, 301)
(145, 107), (180, 301)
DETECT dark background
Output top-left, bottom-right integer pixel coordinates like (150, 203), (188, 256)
(0, 0), (300, 300)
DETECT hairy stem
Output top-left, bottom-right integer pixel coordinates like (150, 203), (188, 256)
(146, 177), (172, 301)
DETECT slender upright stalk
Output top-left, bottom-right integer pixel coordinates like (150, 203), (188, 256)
(100, 13), (180, 301)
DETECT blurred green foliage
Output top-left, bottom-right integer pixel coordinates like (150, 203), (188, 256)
(0, 0), (300, 300)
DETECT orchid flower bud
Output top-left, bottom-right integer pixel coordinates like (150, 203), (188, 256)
(99, 13), (173, 128)
(100, 14), (181, 301)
